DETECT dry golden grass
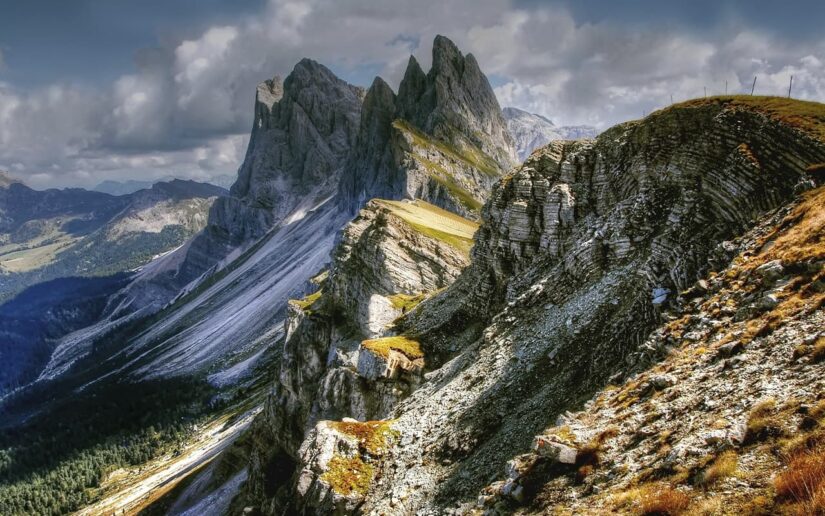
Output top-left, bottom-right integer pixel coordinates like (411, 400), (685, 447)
(361, 335), (424, 360)
(698, 450), (739, 487)
(613, 483), (692, 515)
(575, 427), (619, 481)
(745, 398), (783, 444)
(774, 444), (825, 514)
(752, 187), (825, 268)
(812, 337), (825, 363)
(328, 420), (398, 455)
(320, 454), (374, 497)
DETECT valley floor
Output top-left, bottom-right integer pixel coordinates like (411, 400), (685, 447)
(77, 406), (259, 516)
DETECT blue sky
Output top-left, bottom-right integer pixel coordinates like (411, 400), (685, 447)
(1, 0), (824, 188)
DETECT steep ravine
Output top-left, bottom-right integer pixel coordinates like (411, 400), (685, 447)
(239, 97), (825, 514)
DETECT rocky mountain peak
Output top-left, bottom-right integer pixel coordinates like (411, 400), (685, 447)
(503, 106), (597, 161)
(256, 77), (283, 110)
(338, 35), (516, 218)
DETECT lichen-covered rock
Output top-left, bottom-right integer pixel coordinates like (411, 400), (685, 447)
(347, 100), (825, 515)
(243, 198), (477, 514)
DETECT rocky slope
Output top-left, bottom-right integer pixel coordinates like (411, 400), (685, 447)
(503, 107), (597, 161)
(34, 36), (517, 395)
(338, 35), (516, 219)
(239, 199), (478, 514)
(477, 184), (824, 516)
(240, 96), (825, 514)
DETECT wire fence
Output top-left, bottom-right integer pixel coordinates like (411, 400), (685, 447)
(645, 75), (800, 118)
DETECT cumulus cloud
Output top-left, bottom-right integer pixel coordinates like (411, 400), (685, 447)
(1, 0), (825, 188)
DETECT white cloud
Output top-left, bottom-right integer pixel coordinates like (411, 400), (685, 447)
(2, 0), (825, 188)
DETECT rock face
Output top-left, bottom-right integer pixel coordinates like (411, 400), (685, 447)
(242, 198), (477, 514)
(250, 98), (825, 514)
(176, 60), (364, 288)
(478, 186), (825, 515)
(338, 35), (516, 219)
(503, 107), (597, 162)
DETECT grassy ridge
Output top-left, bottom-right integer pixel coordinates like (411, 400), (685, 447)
(658, 95), (825, 143)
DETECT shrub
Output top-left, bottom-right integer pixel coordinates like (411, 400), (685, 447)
(774, 444), (825, 514)
(697, 450), (738, 487)
(638, 484), (692, 515)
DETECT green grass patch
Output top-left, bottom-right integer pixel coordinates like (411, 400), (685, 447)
(387, 292), (427, 312)
(374, 199), (478, 256)
(289, 290), (322, 312)
(362, 336), (423, 360)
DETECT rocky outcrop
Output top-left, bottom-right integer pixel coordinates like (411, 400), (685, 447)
(176, 60), (363, 287)
(242, 199), (477, 514)
(503, 107), (597, 161)
(477, 186), (825, 515)
(338, 35), (516, 219)
(275, 98), (825, 514)
(328, 199), (475, 336)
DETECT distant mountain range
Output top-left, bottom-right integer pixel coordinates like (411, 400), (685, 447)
(93, 174), (236, 195)
(0, 174), (227, 304)
(0, 174), (226, 391)
(503, 106), (597, 161)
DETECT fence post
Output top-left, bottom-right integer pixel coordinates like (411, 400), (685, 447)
(788, 75), (793, 98)
(751, 76), (757, 95)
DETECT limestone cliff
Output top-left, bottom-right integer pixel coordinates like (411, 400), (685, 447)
(253, 97), (825, 515)
(338, 35), (516, 219)
(241, 199), (477, 514)
(177, 60), (364, 287)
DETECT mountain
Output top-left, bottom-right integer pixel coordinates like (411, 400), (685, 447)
(232, 96), (825, 514)
(94, 178), (173, 195)
(0, 178), (226, 303)
(95, 175), (238, 195)
(503, 106), (597, 161)
(338, 35), (516, 219)
(0, 179), (226, 392)
(7, 35), (824, 516)
(30, 35), (516, 395)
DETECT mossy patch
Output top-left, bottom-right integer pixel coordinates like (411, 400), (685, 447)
(329, 420), (399, 455)
(362, 336), (423, 360)
(387, 292), (427, 313)
(320, 454), (374, 497)
(289, 290), (322, 312)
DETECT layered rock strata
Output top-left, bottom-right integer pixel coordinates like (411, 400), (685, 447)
(283, 98), (825, 514)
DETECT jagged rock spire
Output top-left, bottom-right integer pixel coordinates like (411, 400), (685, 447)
(338, 35), (517, 217)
